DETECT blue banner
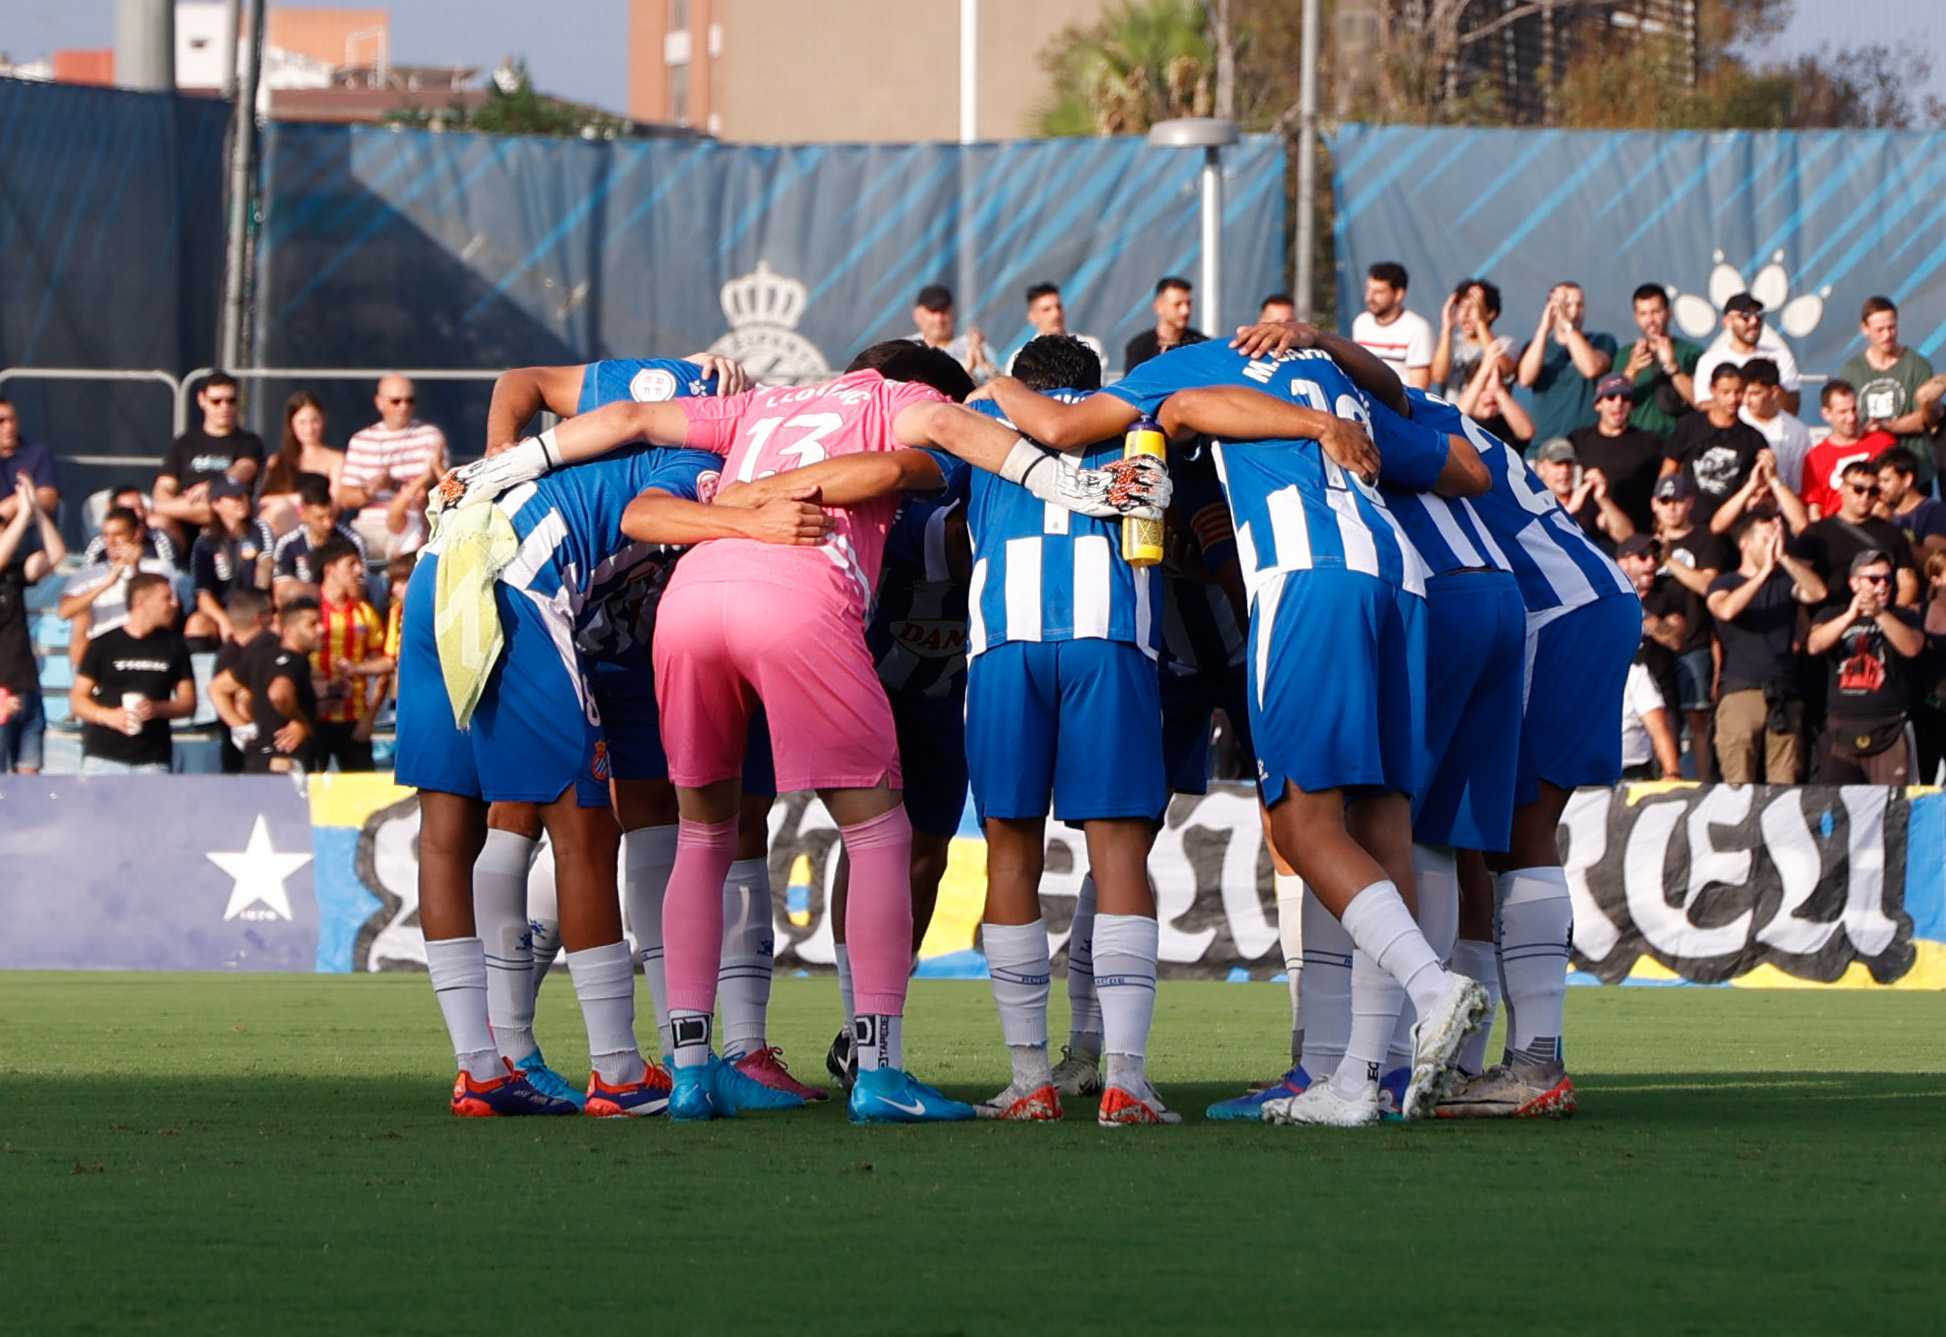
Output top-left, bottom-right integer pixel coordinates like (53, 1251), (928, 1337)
(1327, 124), (1946, 381)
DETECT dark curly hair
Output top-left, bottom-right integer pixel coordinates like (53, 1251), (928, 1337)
(844, 341), (975, 403)
(1011, 335), (1102, 394)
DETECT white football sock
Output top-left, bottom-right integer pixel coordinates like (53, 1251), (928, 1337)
(425, 936), (501, 1081)
(1274, 872), (1304, 1063)
(1298, 889), (1353, 1077)
(1332, 948), (1403, 1100)
(669, 1010), (712, 1070)
(985, 919), (1053, 1088)
(1450, 938), (1501, 1075)
(475, 829), (539, 1062)
(717, 856), (774, 1060)
(566, 940), (645, 1085)
(1497, 866), (1573, 1067)
(1387, 846), (1462, 1068)
(526, 851), (560, 1009)
(1339, 880), (1451, 1019)
(1094, 913), (1159, 1094)
(1065, 873), (1102, 1056)
(854, 1012), (903, 1072)
(622, 824), (679, 1056)
(834, 943), (855, 1032)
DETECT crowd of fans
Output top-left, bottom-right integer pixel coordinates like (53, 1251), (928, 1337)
(5, 268), (1945, 787)
(0, 373), (436, 776)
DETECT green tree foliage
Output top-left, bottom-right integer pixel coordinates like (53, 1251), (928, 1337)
(1035, 0), (1216, 135)
(389, 59), (637, 139)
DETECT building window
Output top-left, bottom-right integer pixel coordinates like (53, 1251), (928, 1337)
(668, 61), (690, 125)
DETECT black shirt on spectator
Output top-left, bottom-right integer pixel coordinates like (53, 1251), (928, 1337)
(1663, 416), (1765, 525)
(245, 641), (318, 771)
(1569, 426), (1662, 534)
(78, 625), (191, 766)
(1640, 574), (1696, 679)
(0, 565), (35, 697)
(272, 523), (366, 586)
(1815, 605), (1922, 727)
(1789, 516), (1916, 613)
(1659, 526), (1729, 653)
(163, 426), (265, 491)
(1890, 498), (1946, 552)
(1709, 569), (1800, 693)
(191, 520), (277, 603)
(1123, 328), (1207, 374)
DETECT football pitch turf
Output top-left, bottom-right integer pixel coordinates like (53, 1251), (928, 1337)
(4, 974), (1941, 1335)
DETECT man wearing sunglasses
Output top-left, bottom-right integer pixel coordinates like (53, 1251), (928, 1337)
(153, 371), (265, 553)
(339, 374), (447, 561)
(1806, 550), (1924, 784)
(1788, 459), (1920, 614)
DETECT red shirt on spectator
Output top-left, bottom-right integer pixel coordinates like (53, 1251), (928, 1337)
(1802, 429), (1894, 517)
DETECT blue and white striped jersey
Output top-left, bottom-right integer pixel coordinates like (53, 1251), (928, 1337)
(576, 358), (716, 414)
(1371, 397), (1513, 579)
(1399, 389), (1631, 613)
(1101, 341), (1428, 604)
(867, 494), (969, 701)
(927, 391), (1161, 660)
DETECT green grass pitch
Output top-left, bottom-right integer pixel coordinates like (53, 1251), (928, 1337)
(3, 973), (1941, 1335)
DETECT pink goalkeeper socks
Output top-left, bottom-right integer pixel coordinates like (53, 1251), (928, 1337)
(838, 806), (915, 1019)
(661, 815), (739, 1017)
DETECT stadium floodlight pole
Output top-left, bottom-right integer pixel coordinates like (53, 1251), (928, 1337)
(220, 0), (241, 100)
(218, 0), (266, 375)
(1295, 0), (1320, 319)
(1147, 117), (1240, 336)
(113, 0), (174, 91)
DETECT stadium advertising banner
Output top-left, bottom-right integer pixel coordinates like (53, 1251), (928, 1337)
(4, 776), (1942, 988)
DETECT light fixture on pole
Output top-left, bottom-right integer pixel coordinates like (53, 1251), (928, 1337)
(1146, 117), (1240, 336)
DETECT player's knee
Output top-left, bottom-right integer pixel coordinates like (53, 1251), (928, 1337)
(486, 800), (544, 841)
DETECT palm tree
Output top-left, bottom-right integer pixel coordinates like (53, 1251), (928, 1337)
(1036, 0), (1214, 136)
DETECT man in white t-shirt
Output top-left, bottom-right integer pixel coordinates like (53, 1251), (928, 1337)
(1693, 294), (1802, 415)
(1349, 261), (1433, 389)
(1737, 357), (1813, 492)
(337, 374), (447, 561)
(1619, 657), (1681, 781)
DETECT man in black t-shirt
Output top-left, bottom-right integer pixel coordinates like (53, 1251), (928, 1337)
(1123, 276), (1207, 373)
(69, 573), (195, 774)
(1705, 512), (1828, 783)
(271, 476), (367, 601)
(153, 372), (265, 552)
(208, 588), (274, 774)
(1570, 374), (1664, 534)
(1662, 363), (1766, 530)
(1806, 550), (1924, 784)
(188, 478), (276, 644)
(1789, 458), (1919, 612)
(245, 597), (322, 774)
(1649, 473), (1730, 779)
(1618, 534), (1684, 694)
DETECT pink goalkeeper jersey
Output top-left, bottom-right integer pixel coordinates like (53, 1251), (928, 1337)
(674, 370), (948, 616)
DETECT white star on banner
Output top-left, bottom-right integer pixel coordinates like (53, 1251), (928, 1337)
(207, 815), (312, 922)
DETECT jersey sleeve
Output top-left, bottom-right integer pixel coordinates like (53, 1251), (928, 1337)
(677, 392), (750, 458)
(578, 359), (714, 413)
(920, 448), (973, 501)
(1369, 398), (1451, 494)
(1099, 349), (1202, 416)
(644, 449), (725, 502)
(1626, 661), (1666, 716)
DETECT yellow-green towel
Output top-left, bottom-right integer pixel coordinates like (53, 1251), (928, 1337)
(432, 501), (519, 729)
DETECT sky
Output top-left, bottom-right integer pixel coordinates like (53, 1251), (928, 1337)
(7, 1), (1942, 124)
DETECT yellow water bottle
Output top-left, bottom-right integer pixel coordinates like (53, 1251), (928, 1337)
(1121, 416), (1166, 567)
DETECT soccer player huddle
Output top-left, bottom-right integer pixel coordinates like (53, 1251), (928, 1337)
(394, 316), (1637, 1129)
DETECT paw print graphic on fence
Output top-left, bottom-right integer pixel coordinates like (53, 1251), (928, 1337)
(1667, 250), (1830, 340)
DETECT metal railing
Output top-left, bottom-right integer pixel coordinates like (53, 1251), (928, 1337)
(176, 366), (507, 442)
(0, 368), (184, 467)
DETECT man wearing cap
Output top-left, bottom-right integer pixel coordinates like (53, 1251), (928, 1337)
(1571, 373), (1664, 533)
(1806, 550), (1924, 784)
(186, 476), (275, 645)
(1662, 363), (1767, 532)
(1611, 537), (1685, 783)
(1618, 533), (1688, 717)
(1517, 281), (1616, 442)
(1649, 472), (1729, 780)
(1737, 357), (1812, 493)
(1535, 437), (1633, 551)
(1788, 458), (1920, 613)
(1707, 512), (1827, 784)
(910, 283), (997, 382)
(1694, 293), (1802, 416)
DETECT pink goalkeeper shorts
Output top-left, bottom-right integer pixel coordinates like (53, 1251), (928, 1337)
(651, 574), (902, 794)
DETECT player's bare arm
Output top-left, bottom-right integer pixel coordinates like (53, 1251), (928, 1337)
(483, 364), (585, 454)
(899, 401), (1171, 517)
(984, 375), (1139, 450)
(1155, 385), (1385, 486)
(1231, 321), (1414, 419)
(718, 450), (948, 510)
(621, 485), (832, 547)
(437, 398), (696, 511)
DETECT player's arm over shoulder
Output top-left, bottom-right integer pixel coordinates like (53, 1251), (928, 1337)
(484, 365), (587, 454)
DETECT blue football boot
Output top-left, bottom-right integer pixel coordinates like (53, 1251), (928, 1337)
(450, 1060), (579, 1117)
(669, 1054), (808, 1122)
(847, 1067), (977, 1124)
(1205, 1064), (1312, 1121)
(515, 1051), (587, 1112)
